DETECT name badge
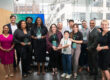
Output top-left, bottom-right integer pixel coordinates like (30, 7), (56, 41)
(63, 48), (67, 52)
(72, 43), (76, 49)
(36, 33), (41, 39)
(52, 41), (57, 47)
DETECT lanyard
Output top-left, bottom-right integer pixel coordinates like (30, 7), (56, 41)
(64, 38), (68, 45)
(73, 34), (77, 40)
(53, 34), (56, 40)
(37, 27), (41, 34)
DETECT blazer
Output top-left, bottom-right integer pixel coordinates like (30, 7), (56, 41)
(46, 31), (63, 52)
(7, 23), (18, 34)
(87, 27), (99, 51)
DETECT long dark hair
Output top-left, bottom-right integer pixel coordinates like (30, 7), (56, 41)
(70, 24), (79, 38)
(48, 24), (58, 37)
(2, 25), (9, 34)
(17, 20), (28, 30)
(34, 17), (44, 28)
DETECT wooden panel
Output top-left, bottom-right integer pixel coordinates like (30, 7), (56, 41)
(0, 8), (12, 34)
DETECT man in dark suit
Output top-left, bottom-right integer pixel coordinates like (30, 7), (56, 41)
(87, 20), (99, 80)
(7, 15), (18, 68)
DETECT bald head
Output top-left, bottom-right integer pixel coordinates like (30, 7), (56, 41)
(57, 22), (63, 30)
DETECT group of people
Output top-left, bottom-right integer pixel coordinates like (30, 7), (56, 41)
(0, 15), (110, 80)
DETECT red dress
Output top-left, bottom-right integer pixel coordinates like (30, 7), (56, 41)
(0, 34), (14, 64)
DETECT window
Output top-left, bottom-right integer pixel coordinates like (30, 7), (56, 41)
(61, 13), (65, 21)
(106, 0), (110, 7)
(72, 13), (86, 21)
(106, 13), (110, 20)
(93, 0), (103, 7)
(90, 13), (103, 20)
(57, 18), (60, 23)
(60, 4), (64, 10)
(56, 8), (60, 12)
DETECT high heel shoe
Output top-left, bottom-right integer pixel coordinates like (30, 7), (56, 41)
(5, 75), (9, 79)
(10, 73), (14, 77)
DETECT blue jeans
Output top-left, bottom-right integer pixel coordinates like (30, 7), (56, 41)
(62, 54), (72, 74)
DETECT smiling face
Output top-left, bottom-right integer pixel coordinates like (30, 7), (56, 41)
(90, 20), (96, 29)
(10, 16), (16, 23)
(21, 21), (26, 29)
(82, 21), (87, 28)
(3, 25), (9, 34)
(51, 24), (57, 33)
(101, 20), (109, 31)
(69, 21), (74, 28)
(27, 18), (32, 23)
(57, 22), (63, 30)
(64, 32), (69, 39)
(36, 18), (42, 26)
(72, 24), (79, 33)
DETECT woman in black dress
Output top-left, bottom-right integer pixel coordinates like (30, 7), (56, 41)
(97, 20), (110, 80)
(31, 17), (48, 75)
(46, 24), (63, 75)
(14, 20), (32, 77)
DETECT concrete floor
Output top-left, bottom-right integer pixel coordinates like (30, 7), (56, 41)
(22, 70), (101, 80)
(0, 63), (102, 80)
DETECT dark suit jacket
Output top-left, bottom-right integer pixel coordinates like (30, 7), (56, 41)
(7, 23), (18, 34)
(87, 27), (99, 51)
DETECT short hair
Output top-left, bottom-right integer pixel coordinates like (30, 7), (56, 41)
(64, 30), (70, 34)
(10, 15), (16, 19)
(101, 20), (109, 25)
(90, 20), (96, 23)
(26, 17), (33, 21)
(69, 20), (74, 23)
(82, 20), (86, 23)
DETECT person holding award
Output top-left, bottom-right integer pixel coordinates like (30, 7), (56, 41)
(31, 17), (48, 75)
(13, 20), (32, 77)
(57, 31), (72, 79)
(46, 24), (62, 75)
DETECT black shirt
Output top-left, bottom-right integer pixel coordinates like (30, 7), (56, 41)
(13, 28), (31, 45)
(71, 31), (83, 40)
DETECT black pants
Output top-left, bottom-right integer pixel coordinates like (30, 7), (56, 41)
(15, 45), (21, 66)
(88, 50), (98, 75)
(79, 44), (88, 67)
(49, 49), (59, 68)
(13, 53), (17, 68)
(21, 46), (31, 74)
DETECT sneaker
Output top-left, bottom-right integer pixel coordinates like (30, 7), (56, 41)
(73, 73), (77, 79)
(61, 73), (66, 77)
(66, 74), (72, 79)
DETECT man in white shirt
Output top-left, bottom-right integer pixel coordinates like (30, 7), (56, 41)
(7, 15), (17, 34)
(7, 15), (18, 68)
(64, 20), (74, 33)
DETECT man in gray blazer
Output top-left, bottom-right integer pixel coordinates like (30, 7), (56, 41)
(87, 20), (99, 80)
